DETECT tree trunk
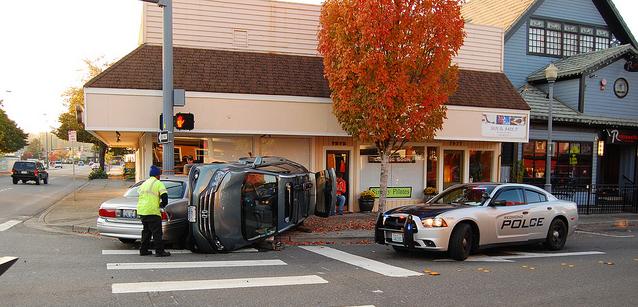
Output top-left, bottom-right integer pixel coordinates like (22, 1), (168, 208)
(378, 147), (391, 214)
(99, 143), (107, 172)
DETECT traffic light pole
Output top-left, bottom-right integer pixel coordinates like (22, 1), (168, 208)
(147, 0), (175, 174)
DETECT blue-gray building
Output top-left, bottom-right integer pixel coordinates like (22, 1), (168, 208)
(463, 0), (638, 188)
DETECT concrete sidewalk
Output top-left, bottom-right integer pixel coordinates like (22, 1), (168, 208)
(33, 175), (638, 243)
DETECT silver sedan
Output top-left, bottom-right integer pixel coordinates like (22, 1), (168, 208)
(375, 183), (579, 260)
(97, 177), (189, 245)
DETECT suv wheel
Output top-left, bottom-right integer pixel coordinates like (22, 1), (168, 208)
(44, 176), (49, 184)
(12, 178), (18, 184)
(35, 177), (41, 185)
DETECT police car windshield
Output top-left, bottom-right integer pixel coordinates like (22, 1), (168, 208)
(431, 185), (496, 206)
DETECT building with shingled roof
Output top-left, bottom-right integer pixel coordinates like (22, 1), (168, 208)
(83, 0), (531, 211)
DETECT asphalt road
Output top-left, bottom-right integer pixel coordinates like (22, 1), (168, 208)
(1, 169), (637, 306)
(2, 219), (637, 306)
(0, 165), (90, 219)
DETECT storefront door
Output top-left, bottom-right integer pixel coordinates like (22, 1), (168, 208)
(327, 150), (349, 211)
(444, 150), (464, 190)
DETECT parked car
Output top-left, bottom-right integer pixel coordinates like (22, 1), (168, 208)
(77, 161), (85, 166)
(375, 183), (578, 260)
(54, 161), (63, 168)
(187, 156), (336, 253)
(11, 161), (49, 185)
(97, 177), (189, 245)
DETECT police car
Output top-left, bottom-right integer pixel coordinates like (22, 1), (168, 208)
(374, 183), (578, 260)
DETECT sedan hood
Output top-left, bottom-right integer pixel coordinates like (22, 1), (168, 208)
(385, 203), (464, 219)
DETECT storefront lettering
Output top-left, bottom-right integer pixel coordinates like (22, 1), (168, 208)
(608, 129), (638, 144)
(368, 156), (415, 163)
(369, 187), (412, 198)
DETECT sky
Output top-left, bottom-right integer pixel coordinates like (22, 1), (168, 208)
(0, 0), (636, 134)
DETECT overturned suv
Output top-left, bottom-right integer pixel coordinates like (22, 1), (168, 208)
(186, 157), (336, 253)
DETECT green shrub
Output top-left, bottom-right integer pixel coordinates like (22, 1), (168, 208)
(88, 168), (108, 180)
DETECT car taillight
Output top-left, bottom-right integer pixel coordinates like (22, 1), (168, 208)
(99, 209), (116, 218)
(160, 211), (169, 220)
(11, 170), (14, 174)
(34, 170), (38, 175)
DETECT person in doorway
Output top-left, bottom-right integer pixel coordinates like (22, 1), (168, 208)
(187, 155), (194, 164)
(336, 173), (346, 215)
(137, 165), (171, 257)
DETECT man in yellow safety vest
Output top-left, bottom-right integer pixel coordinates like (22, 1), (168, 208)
(137, 165), (171, 257)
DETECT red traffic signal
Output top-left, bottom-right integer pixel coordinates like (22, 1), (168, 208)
(174, 113), (194, 130)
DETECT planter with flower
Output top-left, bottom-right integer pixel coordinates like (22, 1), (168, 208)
(423, 187), (438, 202)
(358, 190), (376, 212)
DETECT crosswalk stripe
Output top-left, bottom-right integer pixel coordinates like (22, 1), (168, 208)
(0, 220), (21, 232)
(300, 246), (422, 277)
(107, 259), (287, 270)
(112, 275), (328, 293)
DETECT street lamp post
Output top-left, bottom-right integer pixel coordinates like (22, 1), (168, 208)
(545, 62), (558, 193)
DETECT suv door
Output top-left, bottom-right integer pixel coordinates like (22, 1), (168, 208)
(313, 168), (336, 217)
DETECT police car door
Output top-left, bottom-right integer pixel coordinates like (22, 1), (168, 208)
(524, 188), (553, 240)
(489, 187), (531, 243)
(312, 168), (337, 217)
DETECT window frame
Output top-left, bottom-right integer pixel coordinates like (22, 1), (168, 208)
(527, 17), (611, 57)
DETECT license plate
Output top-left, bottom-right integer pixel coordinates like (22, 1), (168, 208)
(187, 206), (196, 223)
(391, 232), (403, 243)
(21, 171), (27, 174)
(122, 209), (137, 218)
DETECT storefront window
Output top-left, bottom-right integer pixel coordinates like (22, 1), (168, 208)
(470, 150), (493, 182)
(359, 145), (425, 199)
(522, 140), (592, 185)
(260, 137), (310, 169)
(444, 150), (464, 190)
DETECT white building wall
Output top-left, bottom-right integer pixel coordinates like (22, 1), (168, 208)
(141, 0), (504, 72)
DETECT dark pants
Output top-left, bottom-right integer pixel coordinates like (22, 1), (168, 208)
(140, 215), (165, 252)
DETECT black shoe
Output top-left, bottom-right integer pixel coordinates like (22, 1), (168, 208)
(139, 250), (153, 256)
(155, 251), (171, 257)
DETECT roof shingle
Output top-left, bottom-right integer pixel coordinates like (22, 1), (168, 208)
(86, 44), (529, 110)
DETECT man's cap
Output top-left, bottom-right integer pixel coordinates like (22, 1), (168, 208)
(150, 165), (162, 176)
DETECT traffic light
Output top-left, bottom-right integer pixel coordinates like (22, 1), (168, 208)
(174, 113), (195, 130)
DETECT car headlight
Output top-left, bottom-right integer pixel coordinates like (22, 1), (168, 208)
(422, 218), (448, 227)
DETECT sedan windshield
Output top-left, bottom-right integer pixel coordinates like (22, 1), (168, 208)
(430, 185), (496, 206)
(123, 180), (186, 199)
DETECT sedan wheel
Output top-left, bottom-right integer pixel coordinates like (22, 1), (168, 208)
(449, 223), (473, 261)
(544, 219), (567, 250)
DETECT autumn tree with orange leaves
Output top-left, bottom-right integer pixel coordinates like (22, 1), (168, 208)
(318, 0), (465, 213)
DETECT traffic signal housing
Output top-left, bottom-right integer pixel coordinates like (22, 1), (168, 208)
(174, 113), (195, 130)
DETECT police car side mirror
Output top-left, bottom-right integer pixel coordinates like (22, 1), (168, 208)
(490, 199), (508, 206)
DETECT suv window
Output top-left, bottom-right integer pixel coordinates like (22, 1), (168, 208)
(13, 162), (36, 170)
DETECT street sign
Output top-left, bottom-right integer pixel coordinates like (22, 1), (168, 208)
(158, 131), (171, 144)
(68, 130), (77, 142)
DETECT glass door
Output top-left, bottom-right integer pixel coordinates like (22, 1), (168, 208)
(444, 150), (464, 190)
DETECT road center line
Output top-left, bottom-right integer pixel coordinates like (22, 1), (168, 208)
(465, 251), (606, 262)
(107, 259), (287, 270)
(576, 230), (635, 238)
(0, 220), (21, 232)
(112, 275), (328, 293)
(300, 246), (422, 277)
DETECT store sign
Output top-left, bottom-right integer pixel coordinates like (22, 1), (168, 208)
(606, 129), (638, 144)
(482, 113), (527, 138)
(369, 187), (412, 198)
(368, 156), (415, 163)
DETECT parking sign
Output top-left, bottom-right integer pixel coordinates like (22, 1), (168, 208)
(68, 130), (77, 142)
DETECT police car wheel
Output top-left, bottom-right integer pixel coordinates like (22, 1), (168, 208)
(449, 223), (472, 261)
(543, 219), (567, 250)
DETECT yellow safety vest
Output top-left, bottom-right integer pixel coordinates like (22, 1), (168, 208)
(136, 177), (168, 216)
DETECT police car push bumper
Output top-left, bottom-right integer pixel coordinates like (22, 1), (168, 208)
(375, 213), (454, 251)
